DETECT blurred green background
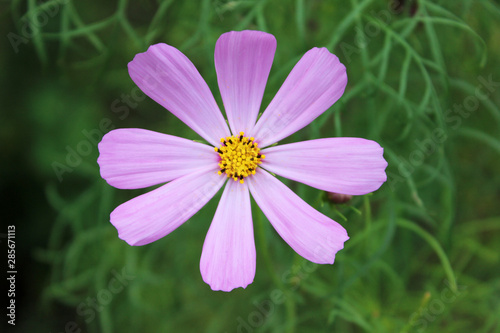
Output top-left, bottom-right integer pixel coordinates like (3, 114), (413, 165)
(2, 0), (500, 332)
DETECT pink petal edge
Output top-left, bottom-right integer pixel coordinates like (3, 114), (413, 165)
(98, 128), (219, 189)
(250, 47), (347, 147)
(248, 169), (349, 264)
(215, 30), (276, 135)
(111, 167), (226, 246)
(200, 181), (256, 292)
(261, 138), (388, 195)
(128, 43), (230, 146)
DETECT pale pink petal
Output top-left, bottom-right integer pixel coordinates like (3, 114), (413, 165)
(215, 30), (276, 134)
(261, 138), (387, 195)
(111, 167), (225, 246)
(247, 170), (348, 264)
(98, 128), (218, 189)
(128, 43), (230, 146)
(200, 181), (255, 292)
(250, 48), (347, 147)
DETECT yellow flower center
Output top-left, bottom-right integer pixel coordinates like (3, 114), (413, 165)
(214, 132), (265, 184)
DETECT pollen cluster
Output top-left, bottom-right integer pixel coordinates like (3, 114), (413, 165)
(215, 132), (265, 184)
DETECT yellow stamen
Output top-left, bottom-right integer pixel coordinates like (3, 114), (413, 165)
(215, 132), (264, 184)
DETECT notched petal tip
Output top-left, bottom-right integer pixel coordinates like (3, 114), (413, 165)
(109, 168), (225, 247)
(311, 46), (348, 89)
(248, 170), (349, 265)
(314, 232), (349, 265)
(252, 46), (350, 147)
(261, 138), (388, 195)
(117, 232), (143, 247)
(200, 181), (256, 292)
(126, 42), (230, 146)
(206, 279), (253, 292)
(215, 30), (277, 135)
(127, 43), (168, 66)
(218, 30), (277, 44)
(97, 128), (218, 190)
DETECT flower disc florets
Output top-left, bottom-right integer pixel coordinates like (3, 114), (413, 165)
(215, 132), (265, 184)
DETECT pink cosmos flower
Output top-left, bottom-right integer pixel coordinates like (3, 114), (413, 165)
(98, 30), (387, 292)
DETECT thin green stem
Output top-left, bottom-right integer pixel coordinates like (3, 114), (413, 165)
(397, 219), (457, 292)
(255, 210), (296, 333)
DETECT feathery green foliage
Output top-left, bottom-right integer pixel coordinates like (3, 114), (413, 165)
(3, 0), (500, 332)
